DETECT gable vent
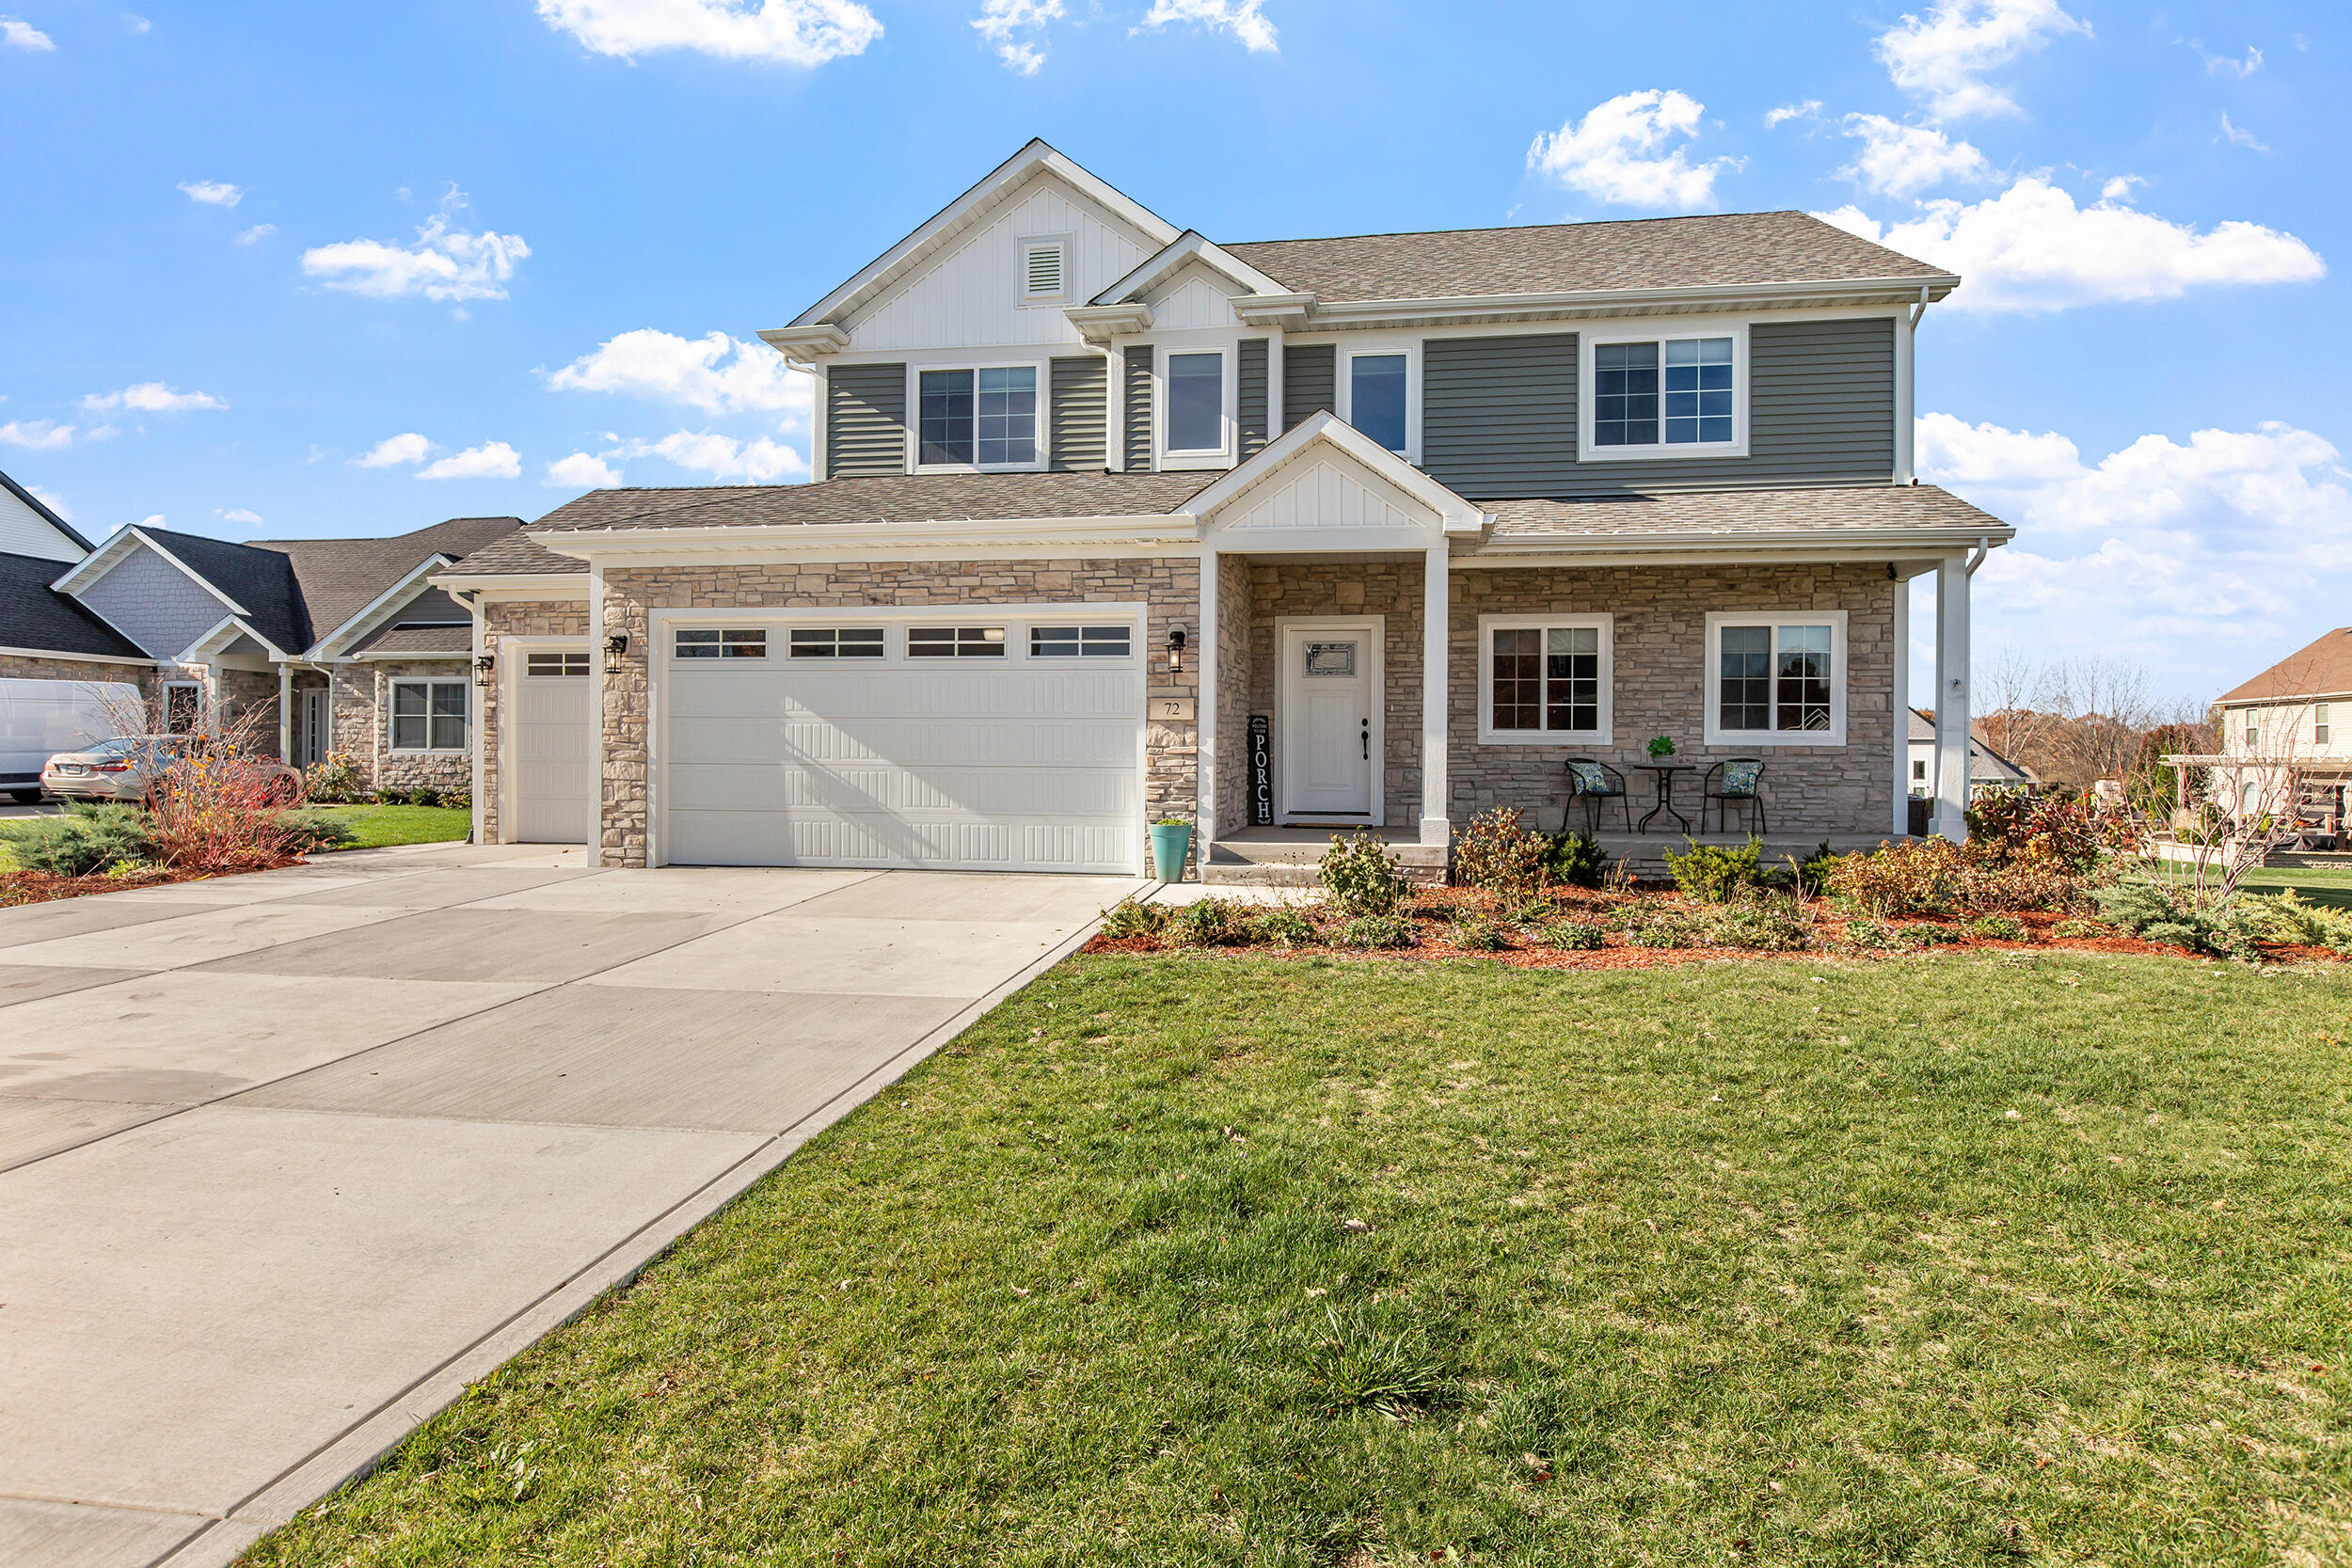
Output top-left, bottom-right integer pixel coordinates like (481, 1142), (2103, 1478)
(1025, 244), (1064, 298)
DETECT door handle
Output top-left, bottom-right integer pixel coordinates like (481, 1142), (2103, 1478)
(1360, 719), (1370, 760)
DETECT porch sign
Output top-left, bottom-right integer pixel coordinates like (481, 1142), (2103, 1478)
(1248, 715), (1273, 825)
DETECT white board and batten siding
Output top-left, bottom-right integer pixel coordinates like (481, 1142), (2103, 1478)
(1216, 456), (1430, 535)
(844, 174), (1159, 354)
(1141, 262), (1244, 332)
(656, 608), (1148, 875)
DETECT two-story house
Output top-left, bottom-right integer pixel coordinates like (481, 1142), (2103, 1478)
(2185, 627), (2350, 838)
(438, 140), (2013, 878)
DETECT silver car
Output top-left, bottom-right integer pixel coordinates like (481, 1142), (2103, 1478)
(40, 736), (304, 804)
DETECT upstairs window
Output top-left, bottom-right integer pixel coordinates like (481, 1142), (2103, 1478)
(1166, 352), (1225, 455)
(2317, 705), (2331, 746)
(918, 367), (1036, 467)
(1588, 330), (1742, 456)
(1706, 613), (1844, 746)
(1347, 353), (1408, 453)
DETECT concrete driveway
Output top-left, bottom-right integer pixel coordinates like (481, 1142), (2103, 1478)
(0, 843), (1138, 1568)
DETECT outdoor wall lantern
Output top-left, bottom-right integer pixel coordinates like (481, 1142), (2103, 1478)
(1168, 626), (1188, 673)
(605, 633), (629, 657)
(473, 653), (495, 687)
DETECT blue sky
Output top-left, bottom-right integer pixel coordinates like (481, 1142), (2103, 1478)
(2, 0), (2344, 704)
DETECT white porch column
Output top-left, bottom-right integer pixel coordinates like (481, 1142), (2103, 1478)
(1890, 571), (1910, 836)
(1932, 556), (1970, 842)
(1420, 544), (1450, 846)
(276, 662), (292, 764)
(1195, 547), (1218, 876)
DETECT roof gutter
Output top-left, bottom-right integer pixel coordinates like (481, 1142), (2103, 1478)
(1294, 273), (1962, 329)
(526, 514), (1200, 561)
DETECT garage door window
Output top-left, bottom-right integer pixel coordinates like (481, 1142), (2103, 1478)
(390, 679), (468, 752)
(788, 627), (885, 658)
(1030, 625), (1132, 657)
(909, 626), (1007, 658)
(675, 628), (768, 659)
(526, 651), (589, 676)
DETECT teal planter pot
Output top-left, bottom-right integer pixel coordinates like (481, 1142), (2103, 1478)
(1149, 821), (1193, 882)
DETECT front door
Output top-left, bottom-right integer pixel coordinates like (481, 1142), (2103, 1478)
(294, 688), (329, 767)
(1278, 618), (1381, 824)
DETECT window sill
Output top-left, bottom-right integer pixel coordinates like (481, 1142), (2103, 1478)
(912, 461), (1048, 476)
(1702, 731), (1846, 750)
(1477, 729), (1612, 748)
(1159, 451), (1232, 471)
(388, 748), (470, 757)
(1581, 442), (1749, 464)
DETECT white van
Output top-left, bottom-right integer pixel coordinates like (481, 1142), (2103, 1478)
(0, 677), (139, 803)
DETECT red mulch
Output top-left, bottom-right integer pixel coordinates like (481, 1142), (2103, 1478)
(0, 861), (301, 908)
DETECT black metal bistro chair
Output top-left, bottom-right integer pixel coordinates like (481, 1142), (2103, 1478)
(1565, 758), (1633, 834)
(1701, 758), (1768, 835)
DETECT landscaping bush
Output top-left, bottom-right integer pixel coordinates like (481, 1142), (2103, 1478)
(411, 786), (443, 809)
(2052, 918), (2110, 940)
(439, 790), (472, 812)
(1248, 907), (1318, 949)
(302, 751), (366, 805)
(1445, 910), (1509, 951)
(1320, 829), (1405, 917)
(1336, 911), (1416, 949)
(1957, 856), (2093, 914)
(1502, 892), (1558, 927)
(1825, 838), (1966, 918)
(1968, 914), (2029, 942)
(1967, 789), (2140, 871)
(282, 811), (359, 854)
(1537, 919), (1605, 951)
(1452, 806), (1549, 892)
(1618, 907), (1701, 949)
(10, 803), (153, 878)
(1701, 895), (1815, 952)
(1843, 918), (1917, 952)
(1545, 830), (1607, 890)
(1663, 835), (1768, 903)
(2236, 890), (2352, 954)
(2092, 879), (2253, 958)
(1899, 922), (1965, 946)
(1165, 896), (1247, 947)
(1786, 840), (1838, 896)
(1099, 898), (1169, 941)
(146, 747), (303, 873)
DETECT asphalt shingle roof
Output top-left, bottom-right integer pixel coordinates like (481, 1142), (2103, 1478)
(440, 531), (588, 578)
(530, 473), (1216, 532)
(0, 551), (148, 660)
(250, 515), (522, 640)
(1222, 212), (1951, 304)
(1485, 483), (2009, 538)
(2217, 626), (2352, 705)
(137, 526), (311, 655)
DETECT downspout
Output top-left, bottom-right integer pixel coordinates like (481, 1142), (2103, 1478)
(372, 666), (383, 790)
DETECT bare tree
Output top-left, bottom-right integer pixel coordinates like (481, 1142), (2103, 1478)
(1973, 645), (2046, 768)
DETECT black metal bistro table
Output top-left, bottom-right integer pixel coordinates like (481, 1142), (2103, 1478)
(1633, 763), (1693, 833)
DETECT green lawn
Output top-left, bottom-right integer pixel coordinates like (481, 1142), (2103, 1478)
(295, 803), (472, 849)
(246, 950), (2352, 1566)
(2239, 866), (2352, 911)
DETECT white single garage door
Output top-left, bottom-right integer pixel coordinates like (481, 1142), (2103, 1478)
(660, 611), (1144, 874)
(511, 649), (594, 843)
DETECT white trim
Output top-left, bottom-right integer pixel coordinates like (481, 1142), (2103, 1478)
(1578, 319), (1750, 462)
(1890, 579), (1910, 835)
(1186, 410), (1487, 536)
(1334, 339), (1422, 464)
(50, 526), (250, 619)
(909, 359), (1050, 474)
(1197, 546), (1218, 860)
(1420, 547), (1449, 847)
(1893, 308), (1916, 485)
(431, 570), (592, 594)
(1155, 343), (1235, 469)
(1016, 232), (1074, 307)
(385, 674), (470, 755)
(1089, 230), (1291, 309)
(1473, 612), (1615, 746)
(493, 633), (593, 847)
(1702, 610), (1849, 748)
(1293, 276), (1959, 330)
(0, 644), (155, 666)
(176, 613), (289, 665)
(1273, 614), (1385, 828)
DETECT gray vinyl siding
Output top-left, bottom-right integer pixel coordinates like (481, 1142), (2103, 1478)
(1123, 345), (1154, 472)
(1048, 356), (1107, 471)
(1282, 343), (1335, 432)
(1427, 318), (1894, 499)
(1237, 339), (1270, 460)
(824, 362), (908, 478)
(1422, 334), (1578, 499)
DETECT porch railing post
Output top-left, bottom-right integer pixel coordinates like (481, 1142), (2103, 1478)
(1891, 568), (1910, 836)
(1932, 554), (1971, 842)
(1420, 544), (1450, 847)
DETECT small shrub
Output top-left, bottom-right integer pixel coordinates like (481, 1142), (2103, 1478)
(1446, 911), (1509, 952)
(1250, 907), (1318, 949)
(1845, 918), (1917, 952)
(1504, 893), (1559, 927)
(1099, 897), (1168, 941)
(302, 751), (365, 805)
(1968, 914), (2029, 942)
(1538, 919), (1605, 951)
(11, 804), (153, 878)
(1337, 911), (1416, 949)
(1967, 789), (2140, 872)
(2051, 918), (2109, 940)
(1664, 836), (1767, 903)
(1620, 908), (1701, 949)
(440, 790), (472, 812)
(411, 787), (443, 809)
(2235, 890), (2352, 954)
(1898, 922), (1964, 946)
(1701, 895), (1814, 951)
(1786, 841), (1837, 896)
(1166, 896), (1247, 947)
(1826, 839), (1965, 918)
(1321, 830), (1406, 917)
(282, 811), (358, 854)
(1452, 807), (1549, 892)
(2093, 879), (2254, 957)
(1546, 831), (1607, 890)
(1958, 858), (2092, 914)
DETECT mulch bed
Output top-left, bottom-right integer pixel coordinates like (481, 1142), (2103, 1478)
(0, 861), (301, 909)
(1084, 885), (2345, 970)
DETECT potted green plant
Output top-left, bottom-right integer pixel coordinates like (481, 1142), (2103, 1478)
(1149, 817), (1194, 881)
(1647, 736), (1677, 759)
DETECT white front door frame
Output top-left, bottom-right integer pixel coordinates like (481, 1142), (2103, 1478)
(1274, 614), (1385, 828)
(499, 636), (593, 846)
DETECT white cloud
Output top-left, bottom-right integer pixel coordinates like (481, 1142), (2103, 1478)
(235, 224), (275, 245)
(973, 0), (1059, 72)
(1527, 89), (1741, 211)
(536, 0), (880, 66)
(353, 433), (435, 468)
(220, 507), (263, 527)
(82, 382), (227, 413)
(2217, 113), (2269, 152)
(2099, 174), (2142, 201)
(543, 328), (811, 420)
(1838, 113), (1992, 198)
(1136, 0), (1275, 54)
(616, 430), (806, 483)
(417, 441), (521, 481)
(1763, 100), (1820, 129)
(135, 514), (165, 530)
(0, 420), (72, 450)
(178, 180), (242, 208)
(301, 192), (529, 303)
(546, 451), (623, 488)
(126, 14), (150, 33)
(27, 485), (71, 521)
(1818, 177), (2324, 312)
(1, 16), (54, 50)
(2206, 44), (2262, 78)
(1874, 0), (2090, 119)
(1921, 413), (2352, 689)
(83, 423), (119, 442)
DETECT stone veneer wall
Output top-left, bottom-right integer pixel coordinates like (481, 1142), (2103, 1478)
(215, 667), (282, 759)
(1243, 560), (1426, 832)
(0, 654), (155, 690)
(1449, 563), (1897, 836)
(478, 599), (590, 842)
(1213, 552), (1252, 836)
(335, 660), (474, 793)
(596, 559), (1199, 869)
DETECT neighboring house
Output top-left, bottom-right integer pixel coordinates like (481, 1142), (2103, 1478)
(1906, 707), (2035, 797)
(33, 508), (521, 791)
(0, 470), (155, 799)
(437, 139), (2013, 876)
(2191, 627), (2350, 833)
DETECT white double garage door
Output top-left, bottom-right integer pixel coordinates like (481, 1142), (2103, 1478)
(513, 608), (1149, 875)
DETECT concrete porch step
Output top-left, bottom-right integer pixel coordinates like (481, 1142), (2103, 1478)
(1204, 828), (1446, 888)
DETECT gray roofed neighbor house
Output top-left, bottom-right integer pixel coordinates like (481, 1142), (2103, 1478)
(1485, 484), (2010, 539)
(0, 468), (93, 554)
(251, 515), (522, 641)
(1222, 212), (1953, 304)
(0, 551), (149, 659)
(1909, 708), (2035, 784)
(136, 525), (311, 654)
(530, 473), (1216, 533)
